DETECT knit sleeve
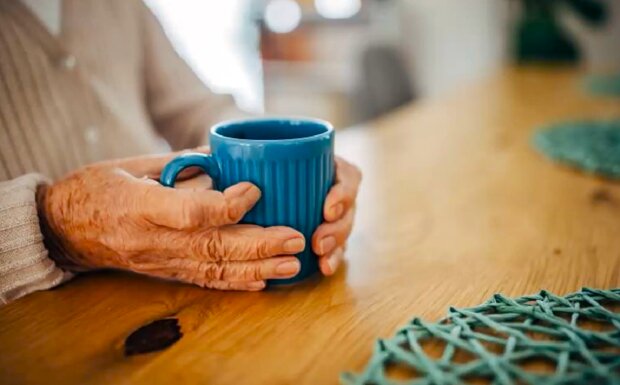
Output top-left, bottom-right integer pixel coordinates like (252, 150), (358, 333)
(139, 1), (240, 150)
(0, 174), (72, 305)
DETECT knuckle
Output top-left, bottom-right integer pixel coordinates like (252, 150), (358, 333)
(204, 228), (225, 260)
(251, 265), (263, 281)
(193, 261), (210, 285)
(226, 203), (244, 223)
(203, 261), (225, 280)
(239, 264), (263, 281)
(255, 238), (271, 259)
(326, 186), (343, 206)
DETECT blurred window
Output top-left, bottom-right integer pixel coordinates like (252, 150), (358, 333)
(146, 0), (263, 112)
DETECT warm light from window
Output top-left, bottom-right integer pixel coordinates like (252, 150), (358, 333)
(146, 0), (264, 113)
(314, 0), (361, 19)
(265, 0), (302, 34)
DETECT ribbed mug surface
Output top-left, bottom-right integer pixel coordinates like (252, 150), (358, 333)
(218, 151), (334, 282)
(161, 118), (335, 284)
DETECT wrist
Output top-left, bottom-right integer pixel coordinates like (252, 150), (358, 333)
(36, 184), (85, 272)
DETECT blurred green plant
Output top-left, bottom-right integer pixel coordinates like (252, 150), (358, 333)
(513, 0), (608, 63)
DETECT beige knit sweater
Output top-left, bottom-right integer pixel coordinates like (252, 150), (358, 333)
(0, 0), (234, 304)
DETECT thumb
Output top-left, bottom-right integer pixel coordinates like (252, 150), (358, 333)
(107, 146), (211, 180)
(138, 180), (262, 229)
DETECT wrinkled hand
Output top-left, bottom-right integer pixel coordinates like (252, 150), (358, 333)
(38, 148), (305, 291)
(312, 156), (362, 276)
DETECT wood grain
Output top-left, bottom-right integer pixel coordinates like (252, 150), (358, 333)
(1, 67), (619, 385)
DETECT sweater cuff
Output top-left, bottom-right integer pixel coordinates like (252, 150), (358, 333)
(0, 174), (73, 305)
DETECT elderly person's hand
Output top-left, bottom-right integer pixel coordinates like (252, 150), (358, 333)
(312, 157), (362, 276)
(38, 148), (306, 291)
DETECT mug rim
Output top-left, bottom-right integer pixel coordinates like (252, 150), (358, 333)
(210, 116), (334, 144)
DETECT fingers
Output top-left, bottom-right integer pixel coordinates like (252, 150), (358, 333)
(312, 206), (355, 257)
(131, 257), (271, 291)
(318, 247), (344, 276)
(316, 156), (359, 276)
(133, 255), (300, 289)
(195, 257), (301, 283)
(179, 224), (305, 262)
(324, 157), (362, 222)
(111, 146), (211, 179)
(140, 182), (262, 229)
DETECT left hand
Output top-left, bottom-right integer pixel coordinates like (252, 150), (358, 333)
(312, 156), (362, 276)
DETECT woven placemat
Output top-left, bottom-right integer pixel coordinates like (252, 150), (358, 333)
(342, 288), (620, 385)
(585, 73), (620, 97)
(533, 120), (620, 179)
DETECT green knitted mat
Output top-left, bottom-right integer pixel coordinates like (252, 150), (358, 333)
(341, 288), (620, 385)
(533, 120), (620, 179)
(585, 73), (620, 97)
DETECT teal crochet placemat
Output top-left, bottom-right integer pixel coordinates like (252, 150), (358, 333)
(533, 120), (620, 179)
(341, 288), (620, 385)
(585, 73), (620, 97)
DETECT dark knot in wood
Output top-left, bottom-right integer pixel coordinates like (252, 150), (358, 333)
(124, 318), (182, 356)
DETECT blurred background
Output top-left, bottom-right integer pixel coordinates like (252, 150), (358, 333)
(147, 0), (620, 128)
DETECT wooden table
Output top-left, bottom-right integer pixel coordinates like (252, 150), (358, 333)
(1, 68), (619, 385)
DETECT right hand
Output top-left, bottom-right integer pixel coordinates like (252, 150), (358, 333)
(38, 148), (305, 291)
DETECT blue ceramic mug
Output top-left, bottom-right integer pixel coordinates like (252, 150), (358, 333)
(160, 118), (335, 284)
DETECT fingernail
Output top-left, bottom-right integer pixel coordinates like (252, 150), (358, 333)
(319, 236), (337, 255)
(283, 238), (305, 253)
(326, 249), (343, 275)
(331, 203), (344, 218)
(247, 281), (266, 290)
(275, 260), (300, 277)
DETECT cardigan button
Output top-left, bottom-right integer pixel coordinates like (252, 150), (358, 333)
(59, 55), (77, 70)
(84, 126), (100, 144)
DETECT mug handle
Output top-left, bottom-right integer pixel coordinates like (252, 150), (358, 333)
(160, 153), (221, 189)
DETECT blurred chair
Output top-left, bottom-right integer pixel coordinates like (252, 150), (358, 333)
(352, 44), (415, 123)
